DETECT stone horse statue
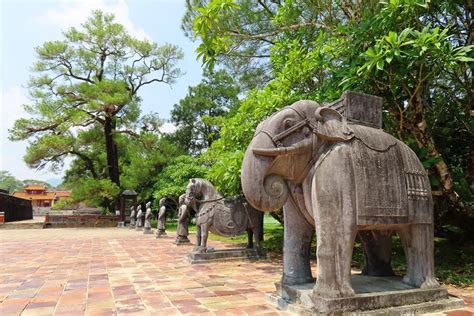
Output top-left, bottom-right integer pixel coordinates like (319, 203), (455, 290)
(185, 178), (264, 253)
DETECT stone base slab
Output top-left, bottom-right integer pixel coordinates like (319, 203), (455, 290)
(143, 228), (153, 234)
(156, 231), (167, 238)
(174, 238), (191, 245)
(268, 275), (464, 314)
(187, 248), (266, 264)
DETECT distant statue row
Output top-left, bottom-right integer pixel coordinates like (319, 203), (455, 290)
(128, 198), (170, 238)
(126, 179), (264, 253)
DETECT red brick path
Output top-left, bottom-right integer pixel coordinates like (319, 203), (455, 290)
(0, 228), (471, 315)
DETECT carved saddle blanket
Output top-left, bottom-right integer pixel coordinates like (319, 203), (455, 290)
(197, 197), (249, 237)
(348, 124), (432, 225)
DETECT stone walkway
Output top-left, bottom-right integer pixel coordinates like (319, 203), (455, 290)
(0, 228), (471, 315)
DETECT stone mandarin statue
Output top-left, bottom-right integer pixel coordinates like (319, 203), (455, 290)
(175, 194), (191, 244)
(143, 201), (153, 234)
(241, 93), (439, 302)
(129, 205), (136, 229)
(156, 198), (167, 237)
(135, 205), (143, 231)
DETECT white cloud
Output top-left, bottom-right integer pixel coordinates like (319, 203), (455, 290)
(38, 0), (150, 40)
(0, 85), (30, 135)
(160, 122), (177, 134)
(0, 86), (66, 181)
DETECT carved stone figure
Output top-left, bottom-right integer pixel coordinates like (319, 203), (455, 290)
(185, 178), (264, 253)
(156, 198), (167, 237)
(143, 201), (153, 234)
(129, 206), (136, 229)
(175, 194), (191, 244)
(241, 95), (439, 300)
(135, 205), (143, 231)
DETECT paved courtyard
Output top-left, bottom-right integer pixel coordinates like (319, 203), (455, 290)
(0, 228), (472, 315)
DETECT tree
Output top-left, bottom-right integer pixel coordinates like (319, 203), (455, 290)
(182, 0), (278, 90)
(153, 155), (208, 205)
(9, 11), (183, 195)
(0, 171), (24, 193)
(170, 70), (240, 155)
(188, 0), (473, 229)
(0, 171), (53, 193)
(120, 135), (184, 203)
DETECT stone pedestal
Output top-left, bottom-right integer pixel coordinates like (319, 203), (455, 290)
(116, 221), (125, 228)
(174, 236), (191, 245)
(268, 275), (464, 315)
(135, 226), (143, 231)
(129, 224), (135, 229)
(187, 248), (266, 264)
(155, 229), (167, 238)
(143, 227), (153, 234)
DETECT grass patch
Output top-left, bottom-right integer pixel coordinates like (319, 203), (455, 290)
(157, 215), (473, 287)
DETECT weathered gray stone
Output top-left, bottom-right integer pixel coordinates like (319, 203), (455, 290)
(174, 194), (191, 245)
(129, 206), (136, 229)
(156, 198), (167, 237)
(241, 92), (440, 311)
(135, 205), (143, 231)
(268, 275), (463, 314)
(187, 247), (266, 264)
(143, 201), (153, 234)
(184, 178), (264, 254)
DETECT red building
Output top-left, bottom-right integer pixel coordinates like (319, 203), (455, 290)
(12, 184), (71, 208)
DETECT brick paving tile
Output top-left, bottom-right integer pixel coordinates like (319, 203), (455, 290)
(0, 228), (472, 316)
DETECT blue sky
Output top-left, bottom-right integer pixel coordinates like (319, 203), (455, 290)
(0, 0), (203, 182)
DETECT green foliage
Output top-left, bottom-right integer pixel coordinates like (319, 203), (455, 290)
(153, 155), (208, 204)
(9, 10), (184, 209)
(51, 198), (76, 210)
(70, 178), (120, 208)
(187, 0), (474, 221)
(0, 171), (25, 193)
(0, 171), (54, 193)
(169, 70), (240, 155)
(120, 136), (184, 202)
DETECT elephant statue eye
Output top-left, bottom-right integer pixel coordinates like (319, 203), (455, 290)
(284, 119), (295, 129)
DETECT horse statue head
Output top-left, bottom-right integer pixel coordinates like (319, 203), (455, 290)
(185, 178), (221, 213)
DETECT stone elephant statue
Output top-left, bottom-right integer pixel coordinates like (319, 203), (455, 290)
(241, 99), (439, 299)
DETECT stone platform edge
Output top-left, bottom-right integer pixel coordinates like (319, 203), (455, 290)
(267, 292), (464, 315)
(187, 248), (267, 264)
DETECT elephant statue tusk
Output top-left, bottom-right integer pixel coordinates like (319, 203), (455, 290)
(253, 139), (312, 157)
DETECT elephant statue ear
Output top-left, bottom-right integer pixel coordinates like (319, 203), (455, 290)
(314, 107), (353, 142)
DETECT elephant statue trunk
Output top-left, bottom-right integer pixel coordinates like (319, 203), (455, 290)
(241, 136), (289, 213)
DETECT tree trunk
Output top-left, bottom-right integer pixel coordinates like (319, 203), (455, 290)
(409, 119), (466, 212)
(104, 116), (120, 187)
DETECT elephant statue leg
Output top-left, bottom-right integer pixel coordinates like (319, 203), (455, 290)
(246, 229), (254, 249)
(252, 211), (264, 250)
(398, 224), (439, 288)
(313, 148), (357, 298)
(358, 230), (395, 276)
(281, 194), (314, 286)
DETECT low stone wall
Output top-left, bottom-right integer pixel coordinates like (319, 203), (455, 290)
(35, 208), (102, 216)
(44, 214), (120, 228)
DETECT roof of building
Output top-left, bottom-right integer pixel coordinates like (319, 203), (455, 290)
(55, 191), (71, 198)
(122, 189), (137, 196)
(13, 192), (56, 200)
(24, 184), (47, 191)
